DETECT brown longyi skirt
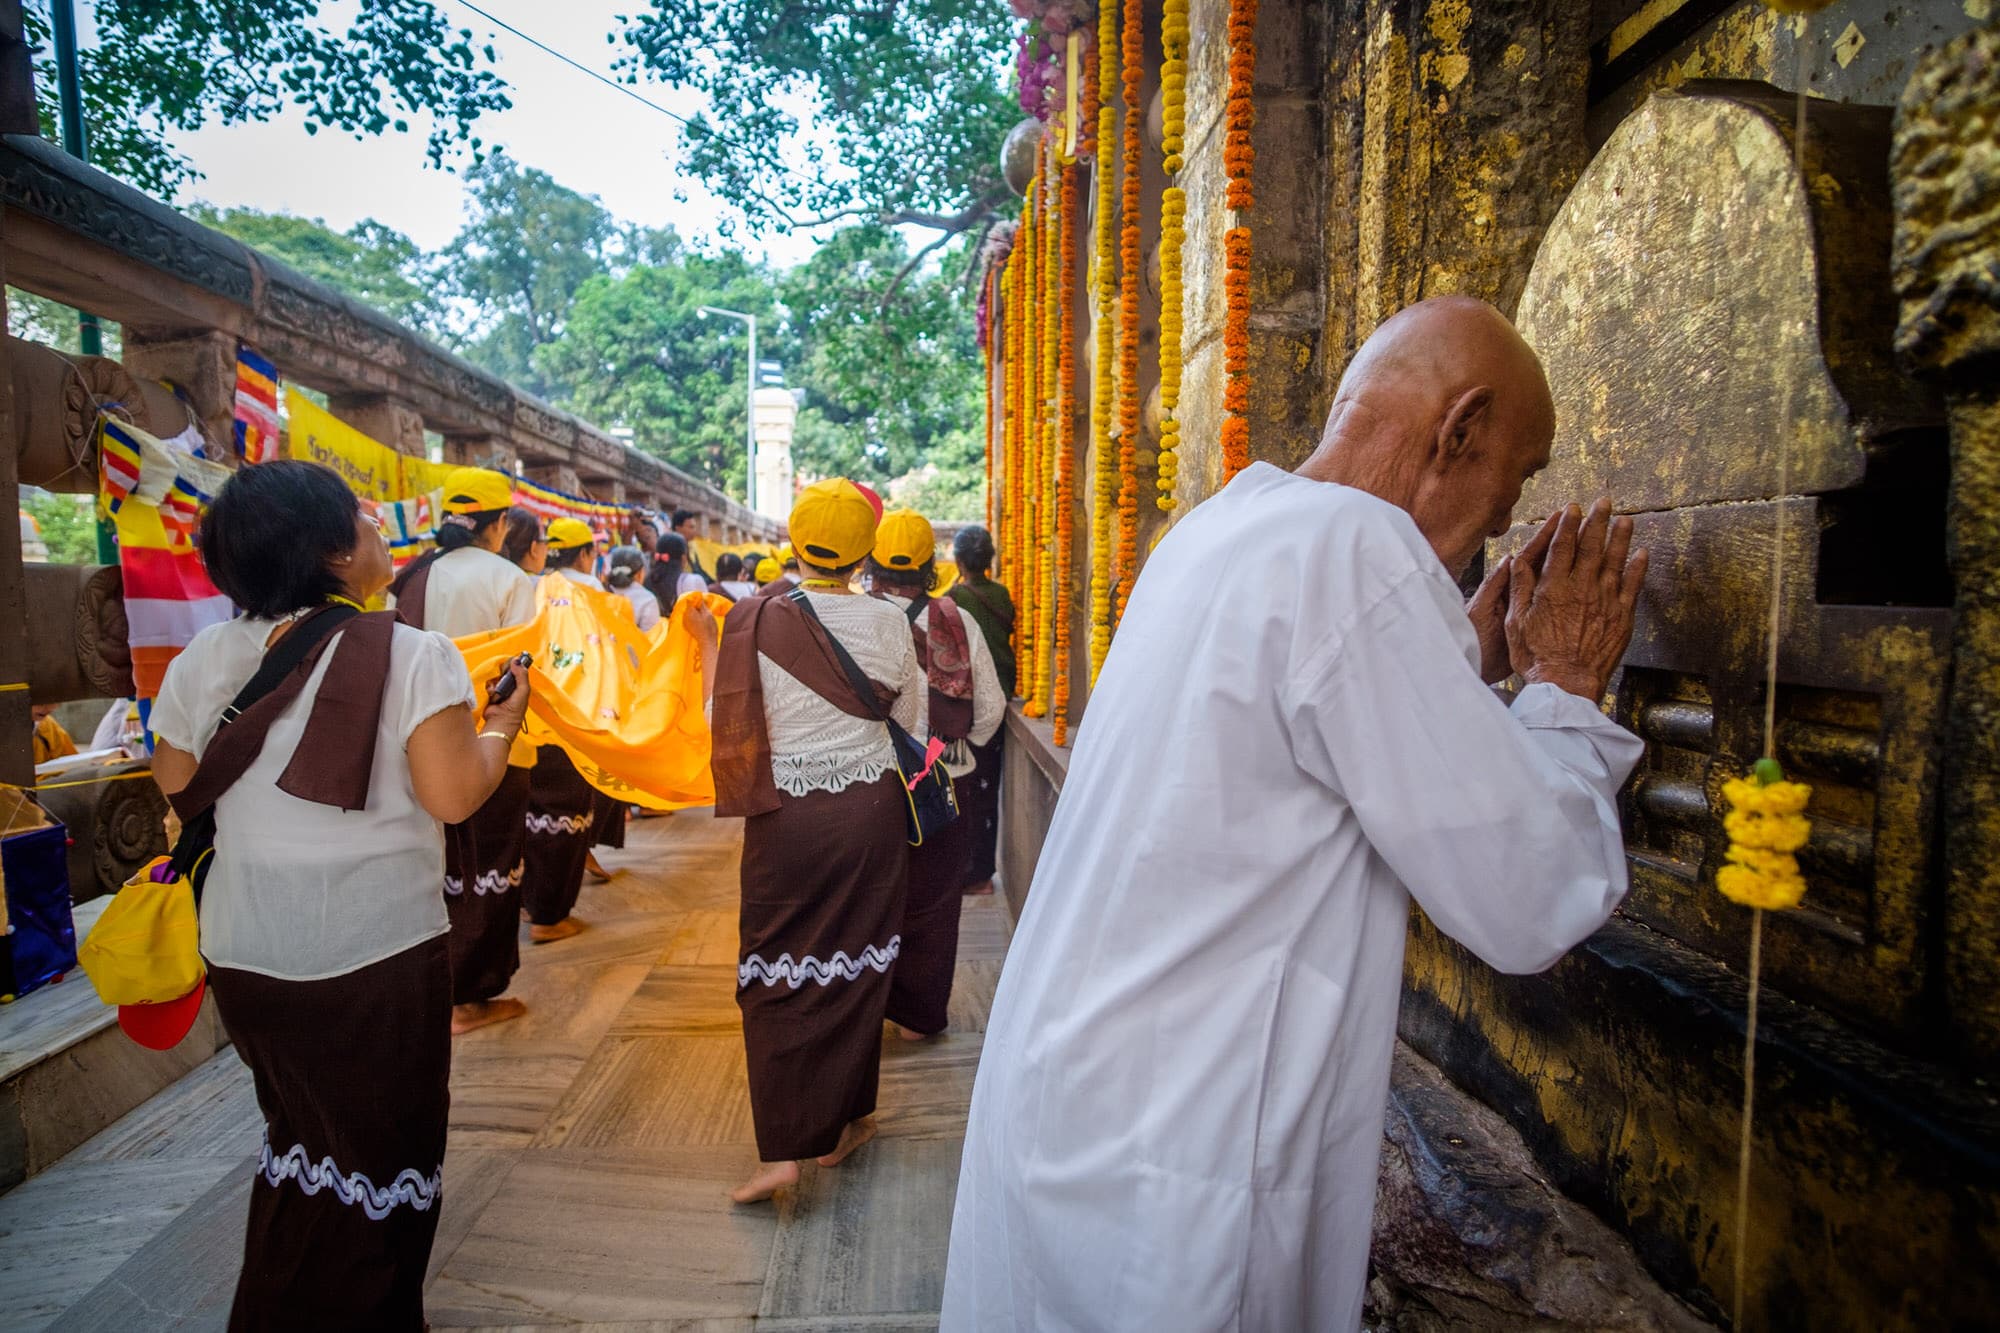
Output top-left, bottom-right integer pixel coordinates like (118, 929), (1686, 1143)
(523, 747), (597, 926)
(738, 773), (908, 1162)
(207, 934), (450, 1333)
(885, 788), (976, 1037)
(444, 763), (530, 1005)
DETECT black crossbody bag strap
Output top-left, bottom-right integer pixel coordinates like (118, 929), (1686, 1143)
(168, 604), (360, 894)
(788, 588), (892, 724)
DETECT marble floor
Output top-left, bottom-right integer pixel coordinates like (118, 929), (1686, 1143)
(0, 809), (1009, 1332)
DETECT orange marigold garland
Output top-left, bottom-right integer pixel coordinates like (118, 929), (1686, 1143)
(1016, 165), (1042, 673)
(1035, 139), (1063, 718)
(1087, 0), (1119, 681)
(1156, 0), (1189, 513)
(1114, 0), (1142, 621)
(1219, 0), (1257, 479)
(1051, 161), (1078, 745)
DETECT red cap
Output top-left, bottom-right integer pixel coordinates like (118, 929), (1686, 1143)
(118, 974), (206, 1051)
(850, 481), (885, 522)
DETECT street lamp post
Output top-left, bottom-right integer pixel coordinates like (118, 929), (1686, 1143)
(697, 306), (758, 513)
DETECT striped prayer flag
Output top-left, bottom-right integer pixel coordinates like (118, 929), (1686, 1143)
(117, 501), (233, 698)
(158, 471), (211, 542)
(98, 419), (145, 512)
(233, 345), (281, 464)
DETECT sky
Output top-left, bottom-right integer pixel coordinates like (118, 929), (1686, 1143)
(126, 0), (835, 268)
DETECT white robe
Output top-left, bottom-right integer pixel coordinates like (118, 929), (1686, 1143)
(941, 463), (1643, 1332)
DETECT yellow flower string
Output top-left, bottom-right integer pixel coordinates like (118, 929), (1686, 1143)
(1156, 0), (1188, 513)
(1018, 159), (1043, 679)
(1035, 139), (1063, 718)
(1087, 0), (1119, 682)
(1717, 759), (1812, 911)
(1113, 0), (1142, 622)
(1052, 161), (1078, 746)
(1004, 195), (1029, 602)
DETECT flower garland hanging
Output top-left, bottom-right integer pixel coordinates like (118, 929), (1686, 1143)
(1156, 0), (1189, 513)
(1717, 759), (1813, 911)
(1014, 169), (1042, 668)
(1008, 200), (1030, 599)
(1219, 0), (1257, 479)
(1114, 0), (1142, 621)
(1035, 139), (1063, 718)
(1052, 161), (1078, 745)
(1087, 0), (1119, 681)
(983, 267), (998, 531)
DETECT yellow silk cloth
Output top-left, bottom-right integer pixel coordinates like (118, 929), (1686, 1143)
(454, 577), (728, 811)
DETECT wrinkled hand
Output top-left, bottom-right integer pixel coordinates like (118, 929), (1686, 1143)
(484, 661), (531, 733)
(686, 601), (719, 649)
(1504, 499), (1648, 701)
(1467, 519), (1559, 684)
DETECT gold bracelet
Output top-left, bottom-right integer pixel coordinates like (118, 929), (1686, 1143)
(478, 730), (515, 743)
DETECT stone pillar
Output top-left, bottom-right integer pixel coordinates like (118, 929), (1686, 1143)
(442, 433), (517, 474)
(1892, 22), (2000, 1072)
(0, 211), (33, 784)
(119, 329), (237, 457)
(1330, 0), (1591, 359)
(525, 463), (581, 495)
(328, 392), (425, 458)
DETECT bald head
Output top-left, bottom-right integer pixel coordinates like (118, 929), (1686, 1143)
(1301, 296), (1555, 576)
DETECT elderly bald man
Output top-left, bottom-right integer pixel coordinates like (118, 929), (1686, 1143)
(941, 297), (1650, 1331)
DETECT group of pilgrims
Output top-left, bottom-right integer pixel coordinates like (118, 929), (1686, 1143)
(151, 458), (1017, 1329)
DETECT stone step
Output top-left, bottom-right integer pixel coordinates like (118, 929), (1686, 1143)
(0, 897), (231, 1191)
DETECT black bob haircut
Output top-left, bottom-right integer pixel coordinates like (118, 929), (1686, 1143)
(866, 556), (937, 594)
(199, 459), (360, 618)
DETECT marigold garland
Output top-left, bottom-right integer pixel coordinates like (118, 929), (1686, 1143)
(1716, 759), (1812, 911)
(984, 267), (997, 532)
(1016, 164), (1043, 678)
(1051, 162), (1078, 745)
(1114, 0), (1143, 620)
(1031, 141), (1063, 718)
(1219, 0), (1257, 480)
(1087, 0), (1120, 682)
(1156, 0), (1189, 514)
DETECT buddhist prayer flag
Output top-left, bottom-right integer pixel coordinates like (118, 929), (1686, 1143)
(98, 419), (145, 512)
(455, 579), (723, 810)
(233, 345), (281, 464)
(116, 500), (232, 699)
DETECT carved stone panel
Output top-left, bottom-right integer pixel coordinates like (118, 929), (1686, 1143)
(1515, 84), (1936, 519)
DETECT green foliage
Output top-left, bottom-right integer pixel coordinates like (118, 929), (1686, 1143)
(440, 154), (620, 398)
(189, 206), (439, 330)
(616, 0), (1018, 238)
(24, 0), (510, 198)
(21, 489), (97, 565)
(6, 287), (121, 358)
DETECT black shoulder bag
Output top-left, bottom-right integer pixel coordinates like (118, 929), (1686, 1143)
(788, 589), (959, 846)
(168, 605), (359, 899)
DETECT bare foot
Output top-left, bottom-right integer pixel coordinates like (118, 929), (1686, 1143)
(816, 1116), (877, 1168)
(529, 917), (585, 944)
(729, 1159), (800, 1204)
(962, 879), (994, 896)
(451, 998), (526, 1035)
(893, 1023), (932, 1042)
(585, 853), (612, 883)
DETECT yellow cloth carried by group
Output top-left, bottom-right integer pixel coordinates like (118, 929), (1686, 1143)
(455, 577), (726, 810)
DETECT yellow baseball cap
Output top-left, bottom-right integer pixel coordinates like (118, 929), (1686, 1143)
(873, 509), (935, 570)
(546, 517), (596, 551)
(755, 557), (783, 584)
(788, 479), (881, 568)
(777, 542), (795, 565)
(440, 466), (514, 514)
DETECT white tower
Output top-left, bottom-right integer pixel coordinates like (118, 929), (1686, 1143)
(751, 387), (797, 521)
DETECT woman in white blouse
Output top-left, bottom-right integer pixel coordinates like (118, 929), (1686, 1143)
(150, 460), (528, 1331)
(604, 544), (662, 631)
(710, 478), (924, 1204)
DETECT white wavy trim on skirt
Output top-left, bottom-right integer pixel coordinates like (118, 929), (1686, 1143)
(258, 1138), (443, 1220)
(524, 811), (593, 836)
(444, 861), (524, 897)
(739, 935), (902, 989)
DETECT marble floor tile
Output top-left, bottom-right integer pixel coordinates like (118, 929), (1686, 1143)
(755, 1320), (940, 1333)
(954, 898), (1012, 963)
(478, 960), (653, 1050)
(41, 1157), (251, 1333)
(65, 1049), (261, 1164)
(874, 1034), (982, 1143)
(657, 911), (741, 967)
(610, 967), (742, 1039)
(0, 1156), (242, 1332)
(449, 1323), (754, 1333)
(427, 1148), (527, 1285)
(0, 899), (109, 1081)
(943, 960), (1002, 1036)
(534, 1037), (756, 1150)
(426, 1146), (779, 1326)
(759, 1138), (963, 1320)
(449, 1045), (588, 1149)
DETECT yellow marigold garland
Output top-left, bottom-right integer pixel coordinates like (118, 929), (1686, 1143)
(1219, 0), (1256, 479)
(1087, 0), (1119, 681)
(1004, 209), (1027, 600)
(1114, 0), (1142, 620)
(984, 267), (997, 532)
(1052, 161), (1078, 745)
(1017, 162), (1043, 677)
(1156, 0), (1188, 514)
(1716, 759), (1812, 911)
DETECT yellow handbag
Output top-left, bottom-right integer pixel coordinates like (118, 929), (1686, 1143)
(77, 855), (203, 1007)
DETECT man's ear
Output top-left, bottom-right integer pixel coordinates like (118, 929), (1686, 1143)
(1435, 386), (1494, 463)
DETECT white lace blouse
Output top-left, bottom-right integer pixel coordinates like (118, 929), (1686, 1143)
(759, 591), (926, 796)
